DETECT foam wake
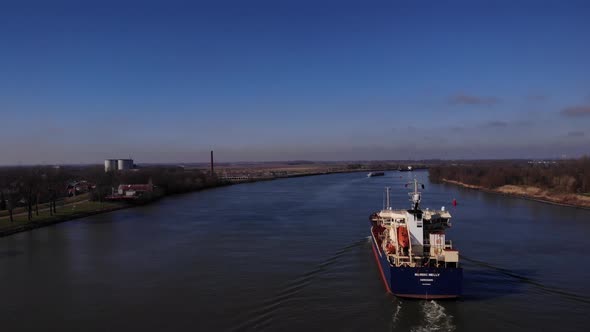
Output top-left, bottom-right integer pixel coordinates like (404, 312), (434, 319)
(410, 300), (455, 332)
(462, 255), (590, 304)
(230, 238), (367, 332)
(391, 298), (402, 327)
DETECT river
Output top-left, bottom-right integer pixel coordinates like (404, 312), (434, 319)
(1, 171), (589, 331)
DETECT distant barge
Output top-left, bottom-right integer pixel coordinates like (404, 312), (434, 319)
(367, 172), (385, 178)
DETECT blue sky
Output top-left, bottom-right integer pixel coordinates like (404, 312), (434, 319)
(1, 0), (589, 164)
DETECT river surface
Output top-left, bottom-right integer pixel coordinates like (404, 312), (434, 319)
(1, 171), (589, 331)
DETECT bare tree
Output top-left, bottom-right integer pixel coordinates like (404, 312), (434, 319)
(6, 187), (17, 223)
(35, 191), (40, 216)
(0, 191), (6, 211)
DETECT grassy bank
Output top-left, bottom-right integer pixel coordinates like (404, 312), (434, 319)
(443, 179), (590, 209)
(0, 193), (91, 218)
(0, 167), (399, 238)
(0, 201), (126, 237)
(0, 174), (279, 237)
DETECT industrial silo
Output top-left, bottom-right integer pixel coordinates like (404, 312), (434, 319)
(104, 159), (117, 172)
(117, 159), (134, 170)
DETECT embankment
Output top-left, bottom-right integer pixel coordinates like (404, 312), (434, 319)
(0, 169), (402, 237)
(0, 202), (127, 237)
(442, 179), (590, 209)
(0, 169), (387, 237)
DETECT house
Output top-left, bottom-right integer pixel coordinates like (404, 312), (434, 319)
(66, 181), (95, 196)
(117, 184), (154, 198)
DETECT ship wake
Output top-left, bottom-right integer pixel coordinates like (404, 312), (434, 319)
(230, 238), (367, 332)
(391, 298), (402, 325)
(462, 255), (590, 304)
(409, 300), (455, 332)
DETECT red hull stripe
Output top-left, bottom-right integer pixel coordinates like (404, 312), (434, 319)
(371, 240), (392, 293)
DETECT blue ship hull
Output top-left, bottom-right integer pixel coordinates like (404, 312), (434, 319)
(371, 233), (463, 299)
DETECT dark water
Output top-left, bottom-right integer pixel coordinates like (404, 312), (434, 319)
(1, 171), (590, 331)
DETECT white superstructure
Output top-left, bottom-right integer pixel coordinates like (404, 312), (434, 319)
(370, 179), (459, 268)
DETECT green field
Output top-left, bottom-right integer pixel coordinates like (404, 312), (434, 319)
(0, 193), (92, 218)
(0, 201), (124, 232)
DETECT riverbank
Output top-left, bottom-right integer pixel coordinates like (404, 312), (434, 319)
(0, 201), (127, 237)
(442, 179), (590, 209)
(0, 168), (393, 238)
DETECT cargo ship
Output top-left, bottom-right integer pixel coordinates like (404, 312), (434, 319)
(369, 179), (462, 299)
(367, 171), (385, 177)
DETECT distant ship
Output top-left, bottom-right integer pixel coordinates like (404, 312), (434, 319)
(398, 166), (413, 172)
(367, 172), (385, 178)
(367, 172), (385, 177)
(368, 179), (462, 299)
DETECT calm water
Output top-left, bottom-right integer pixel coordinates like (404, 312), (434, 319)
(1, 171), (589, 331)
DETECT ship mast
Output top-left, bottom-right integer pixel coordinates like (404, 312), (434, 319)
(407, 178), (424, 210)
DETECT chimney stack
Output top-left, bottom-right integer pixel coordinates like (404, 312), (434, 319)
(210, 150), (214, 175)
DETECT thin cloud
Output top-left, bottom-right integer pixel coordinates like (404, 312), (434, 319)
(527, 94), (548, 101)
(561, 106), (590, 117)
(567, 131), (585, 137)
(482, 121), (509, 128)
(449, 93), (500, 106)
(450, 126), (464, 132)
(514, 120), (533, 126)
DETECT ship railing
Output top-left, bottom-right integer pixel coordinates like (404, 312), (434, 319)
(392, 255), (414, 267)
(391, 254), (411, 259)
(423, 240), (453, 249)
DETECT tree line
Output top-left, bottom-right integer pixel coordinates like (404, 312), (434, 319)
(89, 166), (221, 200)
(0, 165), (220, 223)
(0, 167), (64, 222)
(429, 157), (590, 194)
